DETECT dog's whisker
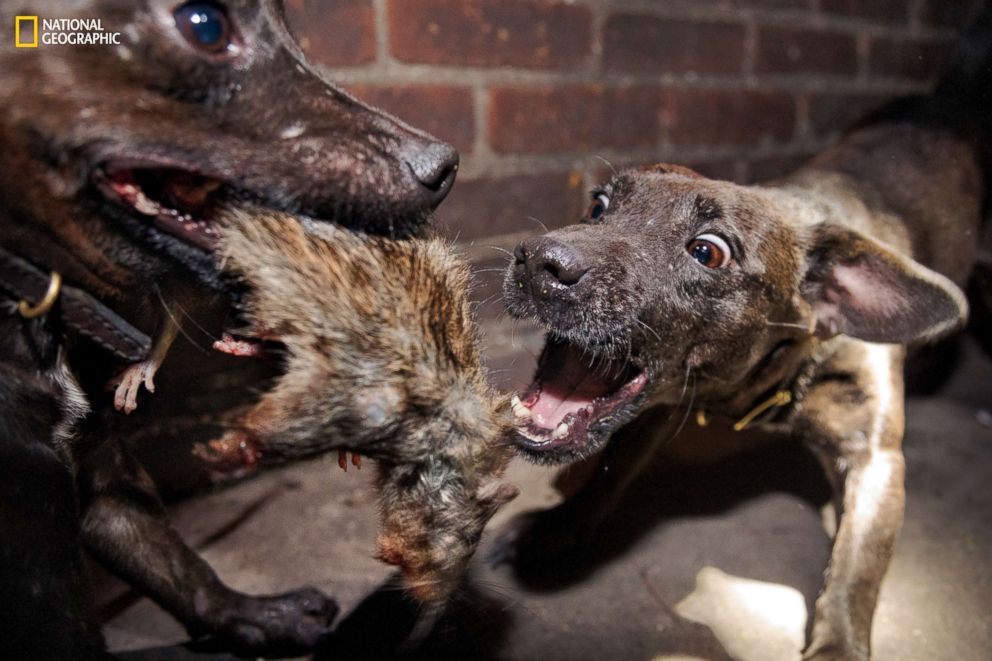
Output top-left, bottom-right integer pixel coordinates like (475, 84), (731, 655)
(634, 318), (663, 343)
(594, 154), (618, 176)
(526, 216), (550, 233)
(154, 289), (212, 354)
(765, 320), (810, 331)
(174, 301), (224, 345)
(487, 245), (515, 259)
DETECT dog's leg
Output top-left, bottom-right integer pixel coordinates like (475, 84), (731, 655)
(107, 300), (182, 414)
(77, 438), (338, 653)
(0, 365), (107, 659)
(797, 342), (907, 661)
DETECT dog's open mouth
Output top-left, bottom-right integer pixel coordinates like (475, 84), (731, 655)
(511, 337), (648, 460)
(93, 163), (226, 251)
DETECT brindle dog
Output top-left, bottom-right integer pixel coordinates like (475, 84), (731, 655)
(0, 0), (456, 657)
(500, 12), (991, 661)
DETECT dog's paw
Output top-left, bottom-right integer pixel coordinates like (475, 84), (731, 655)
(215, 587), (339, 652)
(802, 638), (869, 661)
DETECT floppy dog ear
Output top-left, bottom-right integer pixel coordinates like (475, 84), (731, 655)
(802, 224), (968, 343)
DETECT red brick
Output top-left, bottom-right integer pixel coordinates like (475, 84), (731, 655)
(284, 0), (376, 67)
(921, 0), (983, 28)
(388, 0), (592, 69)
(345, 85), (475, 155)
(687, 159), (742, 182)
(745, 152), (817, 183)
(666, 89), (796, 146)
(869, 36), (954, 80)
(434, 171), (587, 241)
(489, 85), (663, 154)
(736, 0), (809, 6)
(820, 0), (911, 23)
(756, 26), (858, 75)
(603, 15), (746, 76)
(807, 92), (892, 137)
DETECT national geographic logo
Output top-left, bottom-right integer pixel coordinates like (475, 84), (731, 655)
(15, 16), (37, 47)
(14, 16), (122, 47)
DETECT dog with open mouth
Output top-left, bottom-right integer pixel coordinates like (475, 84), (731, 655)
(0, 0), (457, 657)
(500, 14), (991, 661)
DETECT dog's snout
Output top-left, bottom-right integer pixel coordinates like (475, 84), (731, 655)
(405, 141), (459, 208)
(517, 237), (589, 297)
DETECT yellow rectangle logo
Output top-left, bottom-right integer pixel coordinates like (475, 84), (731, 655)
(15, 16), (38, 48)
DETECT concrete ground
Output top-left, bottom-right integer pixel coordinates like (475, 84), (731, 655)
(101, 307), (992, 661)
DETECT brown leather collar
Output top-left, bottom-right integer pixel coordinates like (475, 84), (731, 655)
(0, 247), (151, 362)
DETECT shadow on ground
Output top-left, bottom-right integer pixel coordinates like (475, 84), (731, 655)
(105, 325), (992, 661)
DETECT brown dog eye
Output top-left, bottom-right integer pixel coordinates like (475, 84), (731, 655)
(174, 2), (235, 55)
(687, 233), (732, 268)
(584, 193), (610, 222)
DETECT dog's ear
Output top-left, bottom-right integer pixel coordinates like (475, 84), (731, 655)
(802, 224), (967, 343)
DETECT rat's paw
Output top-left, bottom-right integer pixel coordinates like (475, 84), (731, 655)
(215, 587), (339, 652)
(107, 361), (157, 414)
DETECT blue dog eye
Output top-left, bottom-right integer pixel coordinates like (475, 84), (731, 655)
(175, 2), (233, 54)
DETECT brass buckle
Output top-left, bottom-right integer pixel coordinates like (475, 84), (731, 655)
(733, 390), (792, 432)
(18, 271), (62, 319)
(694, 389), (793, 432)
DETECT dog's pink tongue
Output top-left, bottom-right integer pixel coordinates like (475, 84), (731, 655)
(529, 348), (615, 429)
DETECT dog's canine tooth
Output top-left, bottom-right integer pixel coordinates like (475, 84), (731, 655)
(133, 190), (160, 216)
(553, 422), (569, 439)
(511, 394), (531, 418)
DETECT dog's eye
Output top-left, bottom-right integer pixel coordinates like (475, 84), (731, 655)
(175, 2), (235, 55)
(687, 234), (732, 269)
(584, 193), (610, 223)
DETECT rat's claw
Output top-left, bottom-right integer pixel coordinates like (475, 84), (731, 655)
(110, 361), (155, 414)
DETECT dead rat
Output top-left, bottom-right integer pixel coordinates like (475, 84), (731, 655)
(199, 208), (518, 611)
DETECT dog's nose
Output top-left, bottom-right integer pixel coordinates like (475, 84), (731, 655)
(405, 142), (459, 208)
(516, 237), (589, 297)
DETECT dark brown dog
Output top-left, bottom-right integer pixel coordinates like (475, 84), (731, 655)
(0, 1), (457, 658)
(204, 209), (516, 612)
(500, 14), (991, 661)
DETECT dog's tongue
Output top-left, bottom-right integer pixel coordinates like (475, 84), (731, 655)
(528, 344), (626, 430)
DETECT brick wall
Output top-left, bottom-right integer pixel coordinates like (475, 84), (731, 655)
(285, 0), (981, 261)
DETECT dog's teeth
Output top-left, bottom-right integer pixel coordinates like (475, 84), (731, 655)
(511, 395), (530, 418)
(133, 190), (160, 216)
(552, 423), (569, 439)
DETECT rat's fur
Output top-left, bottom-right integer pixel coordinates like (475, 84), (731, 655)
(211, 210), (518, 607)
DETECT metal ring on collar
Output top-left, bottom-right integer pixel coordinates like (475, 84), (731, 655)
(18, 271), (62, 319)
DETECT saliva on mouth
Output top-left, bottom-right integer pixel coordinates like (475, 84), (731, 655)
(94, 163), (226, 251)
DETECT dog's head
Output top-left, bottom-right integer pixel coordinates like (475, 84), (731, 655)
(0, 0), (457, 305)
(504, 164), (968, 463)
